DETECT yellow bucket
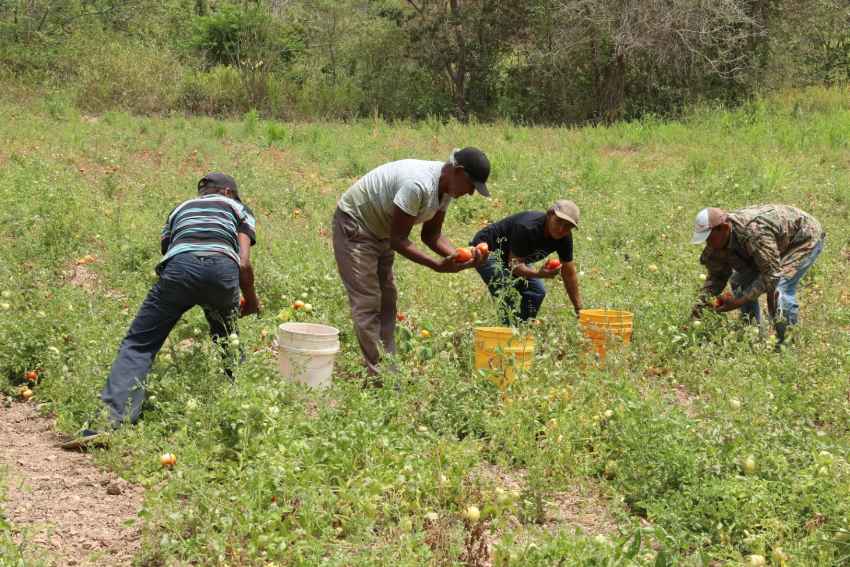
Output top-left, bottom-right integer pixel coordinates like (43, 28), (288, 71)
(579, 309), (634, 361)
(473, 327), (535, 391)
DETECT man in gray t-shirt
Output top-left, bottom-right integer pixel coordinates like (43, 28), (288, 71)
(333, 147), (491, 376)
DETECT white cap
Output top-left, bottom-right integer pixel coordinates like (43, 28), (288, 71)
(691, 207), (725, 244)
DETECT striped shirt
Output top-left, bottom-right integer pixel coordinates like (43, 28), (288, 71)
(158, 194), (256, 271)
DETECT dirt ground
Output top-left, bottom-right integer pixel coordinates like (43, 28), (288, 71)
(0, 396), (143, 566)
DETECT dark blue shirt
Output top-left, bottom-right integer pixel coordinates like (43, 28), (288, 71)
(472, 211), (573, 266)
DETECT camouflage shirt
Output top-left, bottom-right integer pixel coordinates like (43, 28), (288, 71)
(700, 205), (824, 302)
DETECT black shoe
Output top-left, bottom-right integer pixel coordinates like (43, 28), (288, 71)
(59, 428), (109, 450)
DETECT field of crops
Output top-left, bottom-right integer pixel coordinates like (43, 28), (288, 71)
(1, 87), (850, 566)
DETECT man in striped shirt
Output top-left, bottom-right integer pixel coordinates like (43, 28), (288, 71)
(63, 173), (259, 447)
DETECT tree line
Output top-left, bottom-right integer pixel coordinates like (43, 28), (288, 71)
(0, 0), (847, 123)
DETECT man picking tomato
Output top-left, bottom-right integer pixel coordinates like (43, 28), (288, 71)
(690, 205), (825, 347)
(62, 173), (260, 448)
(333, 147), (490, 375)
(471, 200), (583, 324)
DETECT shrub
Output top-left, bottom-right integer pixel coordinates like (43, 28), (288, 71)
(74, 39), (183, 115)
(178, 66), (290, 118)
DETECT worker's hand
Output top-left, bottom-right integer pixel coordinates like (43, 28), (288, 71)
(536, 266), (560, 279)
(471, 246), (489, 268)
(240, 294), (261, 317)
(435, 255), (473, 273)
(713, 296), (743, 313)
(573, 305), (582, 317)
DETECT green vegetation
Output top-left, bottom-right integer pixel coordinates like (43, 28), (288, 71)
(1, 86), (850, 565)
(1, 467), (24, 566)
(0, 1), (848, 124)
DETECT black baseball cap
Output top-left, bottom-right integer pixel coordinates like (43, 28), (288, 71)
(451, 147), (490, 197)
(198, 172), (241, 202)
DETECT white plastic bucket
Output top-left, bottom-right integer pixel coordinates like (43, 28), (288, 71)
(277, 322), (340, 389)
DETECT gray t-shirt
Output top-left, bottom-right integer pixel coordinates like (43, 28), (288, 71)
(338, 159), (451, 239)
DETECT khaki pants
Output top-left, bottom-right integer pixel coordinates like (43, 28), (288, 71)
(332, 207), (397, 374)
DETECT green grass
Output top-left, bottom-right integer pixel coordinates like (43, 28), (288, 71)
(0, 464), (40, 567)
(1, 86), (849, 565)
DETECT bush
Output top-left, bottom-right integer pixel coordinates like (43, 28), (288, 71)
(190, 4), (301, 71)
(179, 65), (249, 116)
(179, 65), (290, 118)
(74, 39), (183, 115)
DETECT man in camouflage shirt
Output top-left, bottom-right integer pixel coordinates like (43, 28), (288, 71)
(690, 204), (825, 343)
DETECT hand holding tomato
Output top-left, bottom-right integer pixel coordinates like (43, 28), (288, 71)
(538, 258), (561, 279)
(453, 247), (473, 263)
(437, 253), (472, 273)
(712, 291), (739, 313)
(714, 291), (733, 307)
(473, 242), (490, 265)
(240, 293), (261, 317)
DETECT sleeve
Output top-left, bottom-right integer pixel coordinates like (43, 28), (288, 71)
(740, 232), (780, 302)
(699, 248), (732, 298)
(392, 182), (425, 217)
(237, 204), (257, 246)
(557, 235), (574, 263)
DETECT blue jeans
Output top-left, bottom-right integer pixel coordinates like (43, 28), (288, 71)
(100, 253), (241, 426)
(476, 257), (546, 324)
(732, 238), (824, 326)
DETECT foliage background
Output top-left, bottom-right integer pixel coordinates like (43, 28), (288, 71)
(0, 0), (848, 123)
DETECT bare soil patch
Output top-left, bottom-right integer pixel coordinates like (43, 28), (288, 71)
(0, 397), (144, 566)
(471, 464), (618, 536)
(62, 258), (126, 301)
(453, 464), (620, 565)
(599, 145), (640, 158)
(643, 367), (700, 417)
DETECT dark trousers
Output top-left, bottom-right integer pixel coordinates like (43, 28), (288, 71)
(100, 253), (240, 427)
(476, 257), (546, 324)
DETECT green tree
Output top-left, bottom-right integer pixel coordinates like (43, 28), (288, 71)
(402, 0), (532, 120)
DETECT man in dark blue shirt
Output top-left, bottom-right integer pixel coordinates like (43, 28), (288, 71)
(471, 200), (582, 324)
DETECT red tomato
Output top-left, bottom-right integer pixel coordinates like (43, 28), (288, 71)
(545, 259), (561, 270)
(454, 247), (473, 263)
(715, 292), (733, 307)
